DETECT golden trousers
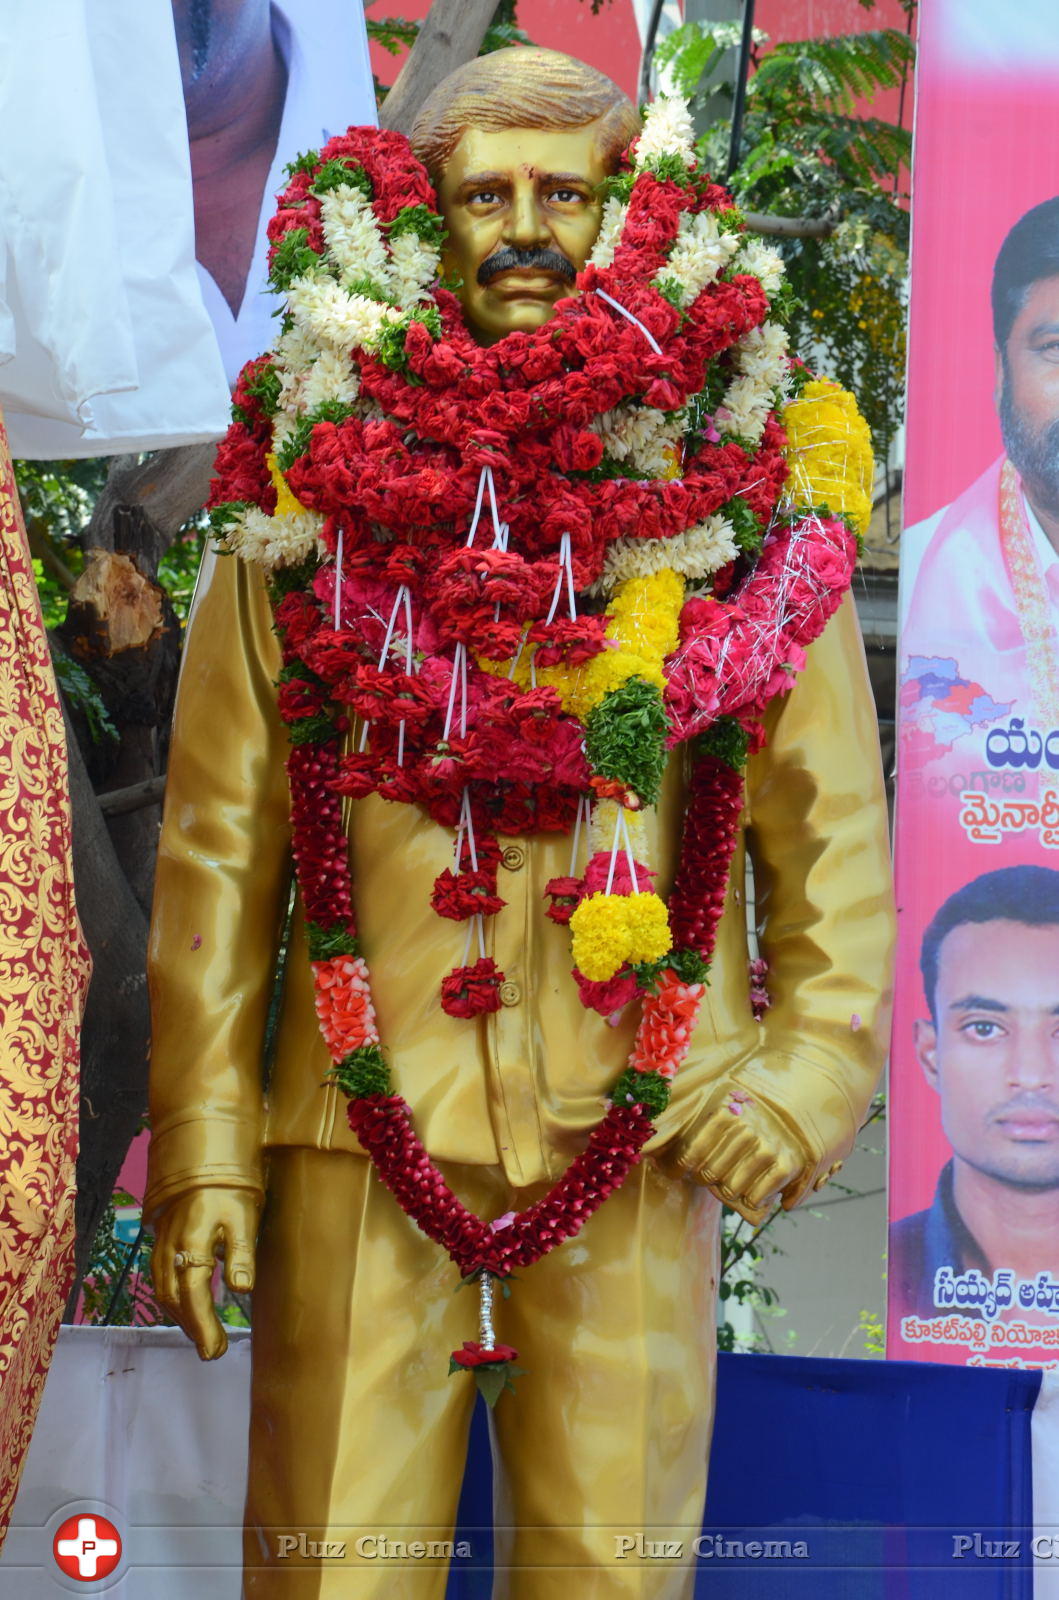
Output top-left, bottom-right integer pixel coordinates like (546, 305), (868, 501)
(243, 1149), (721, 1599)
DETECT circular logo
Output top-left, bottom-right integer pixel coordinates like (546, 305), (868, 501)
(53, 1514), (123, 1582)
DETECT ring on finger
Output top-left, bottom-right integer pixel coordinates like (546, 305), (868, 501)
(173, 1251), (215, 1272)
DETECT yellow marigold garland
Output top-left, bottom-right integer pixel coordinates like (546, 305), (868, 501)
(782, 378), (873, 540)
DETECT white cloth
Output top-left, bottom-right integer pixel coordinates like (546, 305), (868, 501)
(0, 1325), (250, 1596)
(0, 1), (231, 459)
(200, 0), (378, 387)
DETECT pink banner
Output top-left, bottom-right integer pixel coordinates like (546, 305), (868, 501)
(889, 0), (1059, 1366)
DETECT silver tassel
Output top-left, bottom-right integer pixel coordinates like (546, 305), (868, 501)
(478, 1271), (495, 1351)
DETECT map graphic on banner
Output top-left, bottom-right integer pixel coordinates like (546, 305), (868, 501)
(889, 0), (1059, 1368)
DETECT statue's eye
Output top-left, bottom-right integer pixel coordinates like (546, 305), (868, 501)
(468, 190), (502, 206)
(549, 188), (582, 204)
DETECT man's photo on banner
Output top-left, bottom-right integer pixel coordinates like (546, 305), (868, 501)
(891, 865), (1059, 1354)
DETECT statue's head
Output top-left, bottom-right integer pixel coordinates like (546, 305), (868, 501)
(410, 47), (639, 345)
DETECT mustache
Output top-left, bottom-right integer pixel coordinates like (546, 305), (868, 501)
(477, 247), (577, 287)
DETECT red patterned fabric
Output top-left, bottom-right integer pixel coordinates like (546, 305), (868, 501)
(0, 407), (90, 1542)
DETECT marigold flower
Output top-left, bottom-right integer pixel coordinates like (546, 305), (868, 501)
(623, 891), (672, 965)
(569, 892), (634, 983)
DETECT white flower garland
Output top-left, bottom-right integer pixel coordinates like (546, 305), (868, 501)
(225, 97), (795, 580)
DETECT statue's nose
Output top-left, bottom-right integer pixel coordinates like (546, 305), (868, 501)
(504, 185), (550, 250)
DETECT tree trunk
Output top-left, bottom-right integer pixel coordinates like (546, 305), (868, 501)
(378, 0), (498, 133)
(62, 707), (151, 1313)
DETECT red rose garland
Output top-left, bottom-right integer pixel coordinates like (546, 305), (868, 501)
(208, 112), (865, 1395)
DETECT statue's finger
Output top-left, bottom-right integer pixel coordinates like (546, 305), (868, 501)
(177, 1263), (228, 1361)
(696, 1112), (756, 1176)
(724, 1148), (782, 1206)
(222, 1236), (255, 1295)
(151, 1239), (177, 1312)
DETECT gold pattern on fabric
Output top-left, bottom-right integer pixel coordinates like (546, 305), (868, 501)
(999, 457), (1059, 727)
(0, 408), (90, 1541)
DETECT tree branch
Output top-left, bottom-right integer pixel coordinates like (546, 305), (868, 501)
(378, 0), (498, 134)
(743, 210), (836, 239)
(97, 774), (167, 817)
(86, 443), (216, 571)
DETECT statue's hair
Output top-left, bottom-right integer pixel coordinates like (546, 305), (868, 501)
(409, 47), (640, 183)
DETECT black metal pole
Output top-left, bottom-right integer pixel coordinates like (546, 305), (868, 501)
(637, 0), (667, 106)
(101, 1224), (145, 1325)
(726, 0), (757, 184)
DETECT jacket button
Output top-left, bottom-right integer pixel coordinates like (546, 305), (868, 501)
(498, 980), (522, 1007)
(501, 845), (525, 871)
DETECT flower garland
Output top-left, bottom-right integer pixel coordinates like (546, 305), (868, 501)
(207, 98), (873, 1398)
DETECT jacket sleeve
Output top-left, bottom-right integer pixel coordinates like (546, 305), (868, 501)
(665, 593), (896, 1204)
(144, 549), (292, 1223)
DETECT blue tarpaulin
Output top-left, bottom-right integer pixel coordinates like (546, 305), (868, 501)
(446, 1353), (1040, 1598)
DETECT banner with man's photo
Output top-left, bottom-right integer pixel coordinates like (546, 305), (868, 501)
(889, 0), (1059, 1366)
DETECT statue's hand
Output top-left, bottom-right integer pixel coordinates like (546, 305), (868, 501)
(690, 1091), (809, 1227)
(151, 1187), (261, 1361)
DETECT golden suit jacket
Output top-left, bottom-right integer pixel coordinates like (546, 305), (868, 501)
(144, 547), (895, 1222)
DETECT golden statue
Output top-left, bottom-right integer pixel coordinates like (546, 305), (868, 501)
(147, 47), (894, 1597)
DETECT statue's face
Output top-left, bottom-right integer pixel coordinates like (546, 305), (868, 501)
(436, 121), (608, 345)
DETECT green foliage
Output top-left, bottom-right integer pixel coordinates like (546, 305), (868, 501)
(15, 458), (106, 545)
(275, 417), (315, 475)
(244, 362), (282, 417)
(859, 1306), (885, 1356)
(721, 496), (764, 558)
(53, 654), (118, 746)
(266, 557), (320, 605)
(611, 1067), (671, 1117)
(696, 716), (750, 771)
(658, 16), (914, 462)
(327, 1045), (392, 1099)
(386, 204), (447, 249)
(311, 159), (372, 198)
(374, 303), (443, 373)
(268, 227), (323, 291)
(284, 149), (322, 180)
(306, 920), (360, 961)
(669, 947), (710, 985)
(158, 523), (210, 624)
(585, 678), (669, 805)
(80, 1191), (170, 1327)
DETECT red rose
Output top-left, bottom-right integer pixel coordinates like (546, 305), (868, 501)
(527, 615), (608, 668)
(431, 868), (505, 921)
(450, 1341), (519, 1369)
(440, 958), (505, 1018)
(544, 875), (583, 925)
(274, 592), (324, 651)
(277, 676), (327, 722)
(574, 969), (640, 1016)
